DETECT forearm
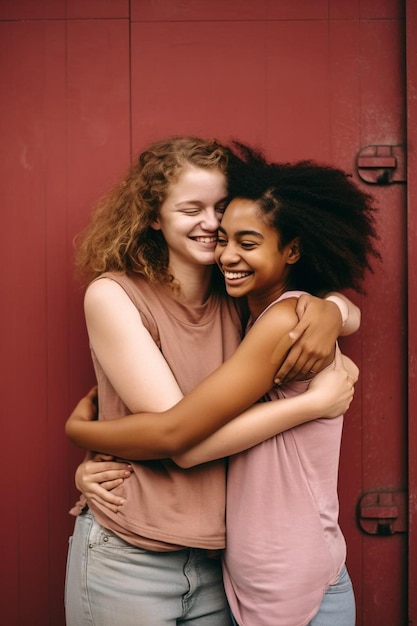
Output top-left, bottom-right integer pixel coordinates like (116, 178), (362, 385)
(66, 348), (356, 463)
(325, 292), (360, 336)
(67, 386), (314, 463)
(66, 410), (184, 460)
(176, 350), (357, 468)
(66, 376), (268, 460)
(174, 392), (321, 468)
(66, 302), (310, 460)
(66, 327), (287, 460)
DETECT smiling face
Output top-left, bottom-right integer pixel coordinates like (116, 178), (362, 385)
(151, 165), (228, 274)
(215, 198), (300, 317)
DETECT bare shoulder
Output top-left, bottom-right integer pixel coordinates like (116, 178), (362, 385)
(85, 276), (128, 303)
(235, 297), (299, 358)
(254, 297), (299, 335)
(84, 276), (143, 332)
(84, 277), (139, 315)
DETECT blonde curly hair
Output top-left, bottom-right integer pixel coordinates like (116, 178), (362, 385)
(75, 136), (231, 285)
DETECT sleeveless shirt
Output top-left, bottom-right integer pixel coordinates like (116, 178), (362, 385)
(72, 272), (243, 551)
(223, 291), (346, 625)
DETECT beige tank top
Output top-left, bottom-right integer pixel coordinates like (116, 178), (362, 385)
(74, 272), (243, 551)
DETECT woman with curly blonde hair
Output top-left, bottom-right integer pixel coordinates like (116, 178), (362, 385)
(75, 136), (230, 286)
(65, 135), (358, 626)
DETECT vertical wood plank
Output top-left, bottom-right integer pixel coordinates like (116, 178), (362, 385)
(0, 20), (63, 624)
(0, 14), (130, 625)
(65, 18), (131, 404)
(406, 0), (417, 622)
(353, 15), (407, 626)
(131, 20), (268, 149)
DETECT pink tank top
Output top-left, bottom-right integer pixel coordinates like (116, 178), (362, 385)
(223, 291), (346, 625)
(71, 272), (243, 551)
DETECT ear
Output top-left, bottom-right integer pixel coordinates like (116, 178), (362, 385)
(286, 237), (301, 265)
(150, 218), (161, 231)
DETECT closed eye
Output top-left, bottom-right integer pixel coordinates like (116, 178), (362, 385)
(216, 235), (228, 245)
(215, 201), (228, 215)
(181, 208), (201, 215)
(240, 240), (258, 249)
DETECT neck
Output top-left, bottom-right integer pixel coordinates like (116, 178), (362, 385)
(248, 285), (288, 320)
(170, 264), (214, 305)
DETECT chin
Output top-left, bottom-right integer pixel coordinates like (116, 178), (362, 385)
(225, 286), (246, 298)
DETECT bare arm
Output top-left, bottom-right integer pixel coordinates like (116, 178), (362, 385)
(84, 278), (184, 413)
(66, 298), (339, 459)
(273, 292), (360, 384)
(174, 351), (358, 467)
(71, 277), (187, 509)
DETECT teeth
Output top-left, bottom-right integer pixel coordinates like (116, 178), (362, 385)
(224, 271), (251, 280)
(194, 236), (216, 243)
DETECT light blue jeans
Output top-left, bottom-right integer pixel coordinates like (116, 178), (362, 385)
(309, 565), (355, 626)
(65, 510), (232, 626)
(231, 564), (355, 626)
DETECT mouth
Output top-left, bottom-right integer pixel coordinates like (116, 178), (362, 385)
(223, 270), (252, 281)
(190, 236), (217, 245)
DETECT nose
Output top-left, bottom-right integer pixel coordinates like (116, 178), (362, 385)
(201, 208), (221, 231)
(217, 241), (240, 266)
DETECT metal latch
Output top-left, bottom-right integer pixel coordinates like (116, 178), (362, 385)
(357, 145), (406, 184)
(358, 490), (407, 535)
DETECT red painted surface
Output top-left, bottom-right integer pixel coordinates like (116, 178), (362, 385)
(0, 1), (412, 624)
(406, 2), (417, 623)
(0, 12), (130, 626)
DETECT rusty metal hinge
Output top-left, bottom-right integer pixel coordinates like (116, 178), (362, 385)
(358, 490), (407, 535)
(356, 145), (407, 184)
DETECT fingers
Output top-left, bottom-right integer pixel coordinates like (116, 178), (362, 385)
(340, 354), (359, 383)
(294, 294), (310, 322)
(89, 467), (132, 483)
(75, 459), (132, 495)
(92, 453), (116, 462)
(287, 316), (309, 343)
(276, 355), (318, 385)
(271, 332), (297, 366)
(100, 478), (126, 491)
(89, 499), (122, 514)
(307, 356), (356, 418)
(272, 333), (301, 384)
(89, 486), (126, 513)
(82, 468), (132, 513)
(273, 337), (325, 384)
(332, 344), (343, 368)
(86, 460), (132, 475)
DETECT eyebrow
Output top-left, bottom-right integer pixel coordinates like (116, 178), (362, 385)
(175, 200), (204, 207)
(218, 226), (264, 239)
(175, 195), (229, 208)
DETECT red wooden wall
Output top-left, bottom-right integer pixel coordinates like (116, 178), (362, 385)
(0, 1), (414, 625)
(407, 2), (417, 624)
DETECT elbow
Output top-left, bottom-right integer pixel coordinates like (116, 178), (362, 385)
(158, 433), (192, 458)
(64, 421), (77, 445)
(139, 423), (193, 459)
(172, 454), (196, 469)
(65, 422), (87, 449)
(152, 415), (200, 458)
(343, 305), (361, 336)
(353, 306), (361, 332)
